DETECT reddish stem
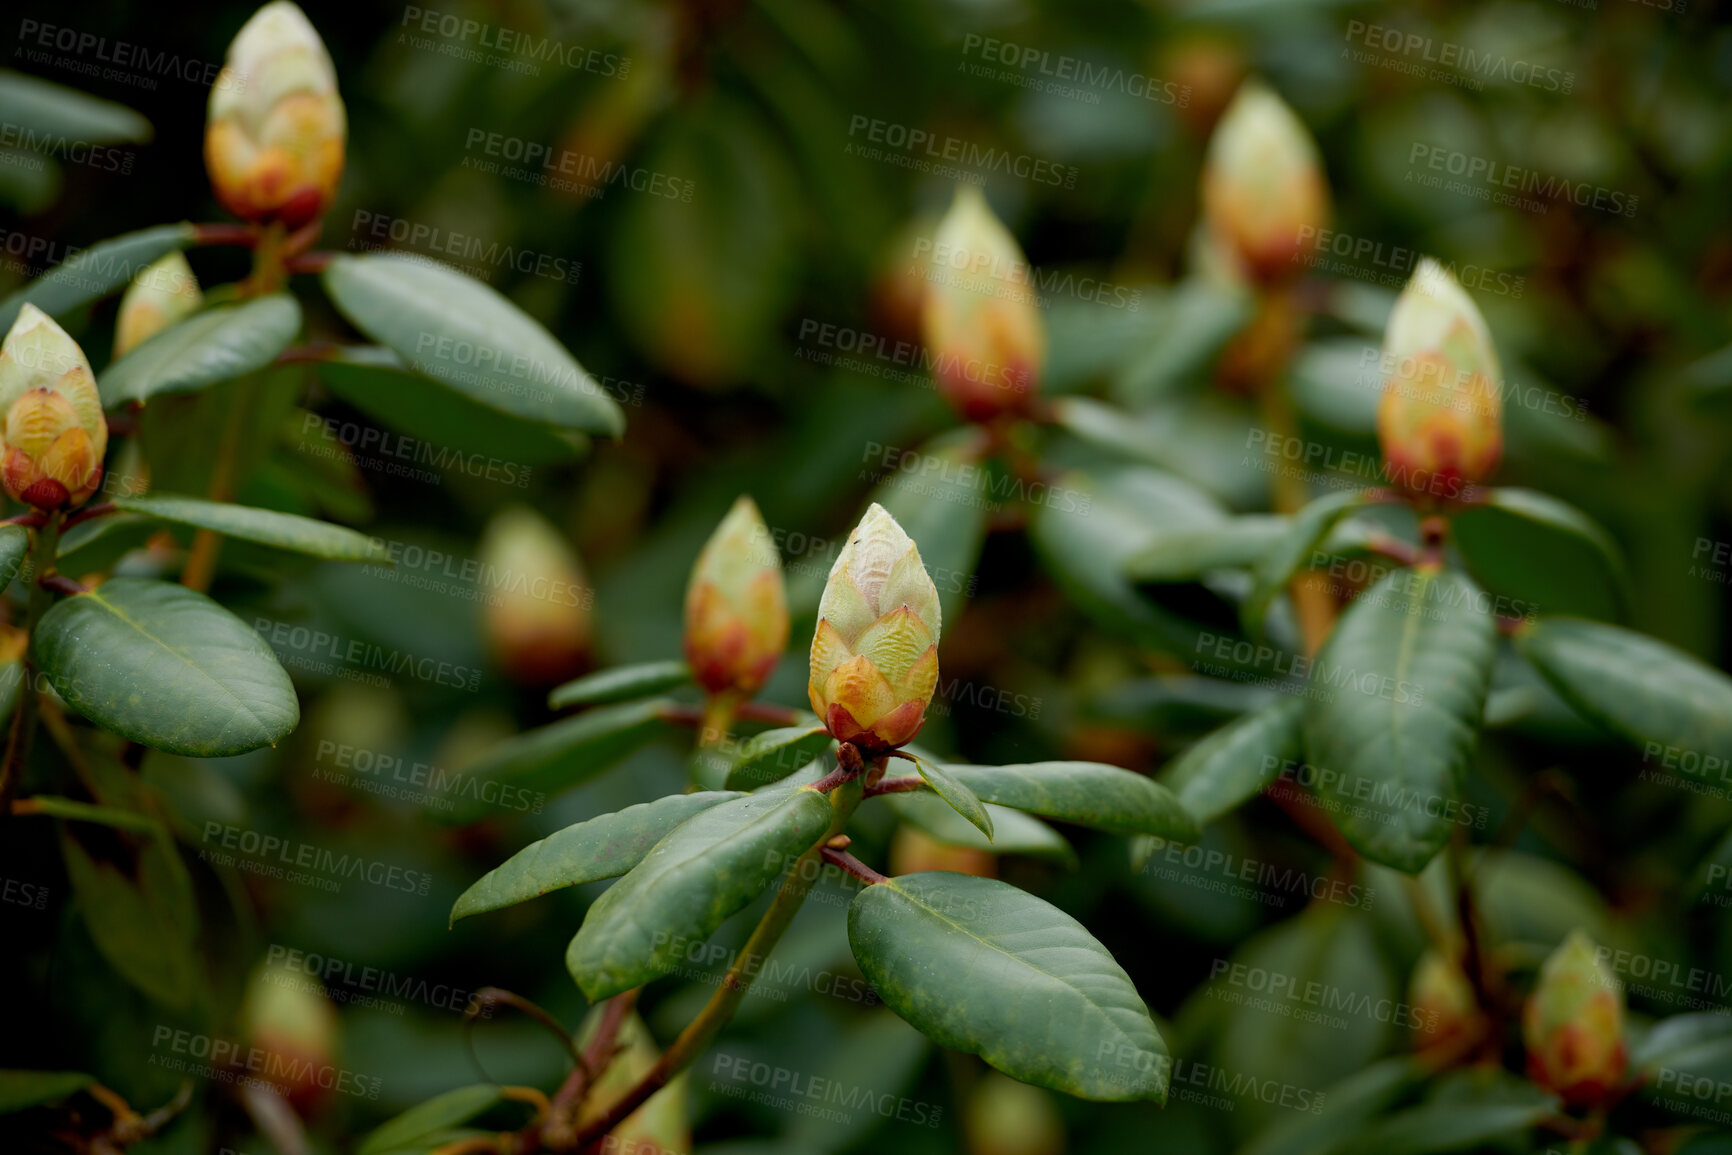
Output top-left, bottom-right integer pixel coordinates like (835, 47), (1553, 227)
(190, 223), (262, 248)
(283, 251), (334, 275)
(864, 775), (926, 796)
(821, 846), (888, 886)
(61, 503), (116, 530)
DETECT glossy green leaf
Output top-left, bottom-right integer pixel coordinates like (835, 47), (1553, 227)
(944, 761), (1199, 841)
(100, 295), (302, 406)
(722, 725), (834, 790)
(322, 253), (624, 435)
(887, 792), (1078, 868)
(1242, 488), (1369, 639)
(0, 1069), (95, 1114)
(0, 223), (195, 331)
(549, 660), (692, 709)
(33, 579), (298, 757)
(567, 787), (835, 1000)
(17, 795), (165, 835)
(358, 1085), (504, 1155)
(1302, 568), (1497, 873)
(1634, 1013), (1732, 1113)
(0, 70), (151, 143)
(1338, 1069), (1558, 1155)
(1240, 1057), (1427, 1155)
(451, 791), (743, 923)
(111, 494), (387, 563)
(1161, 697), (1305, 826)
(440, 699), (671, 822)
(317, 348), (589, 467)
(1515, 616), (1732, 771)
(60, 815), (197, 1008)
(0, 525), (27, 590)
(1125, 515), (1291, 582)
(909, 755), (993, 840)
(848, 872), (1168, 1101)
(1453, 488), (1626, 620)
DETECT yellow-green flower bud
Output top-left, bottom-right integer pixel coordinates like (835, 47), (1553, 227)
(1408, 950), (1482, 1056)
(1200, 79), (1329, 285)
(0, 304), (106, 510)
(684, 495), (788, 699)
(921, 186), (1045, 423)
(115, 253), (202, 357)
(206, 1), (346, 227)
(808, 503), (940, 754)
(241, 959), (339, 1115)
(1523, 930), (1627, 1108)
(479, 507), (592, 685)
(1376, 258), (1503, 502)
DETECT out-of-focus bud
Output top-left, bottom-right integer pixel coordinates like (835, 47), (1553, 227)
(571, 1013), (688, 1154)
(206, 1), (346, 228)
(921, 186), (1045, 423)
(479, 507), (592, 685)
(1408, 950), (1483, 1057)
(965, 1071), (1066, 1155)
(1376, 258), (1503, 501)
(809, 504), (940, 754)
(684, 495), (788, 700)
(1523, 930), (1628, 1108)
(0, 304), (106, 510)
(1200, 79), (1329, 286)
(1156, 33), (1245, 138)
(241, 960), (339, 1115)
(891, 826), (996, 879)
(115, 253), (202, 356)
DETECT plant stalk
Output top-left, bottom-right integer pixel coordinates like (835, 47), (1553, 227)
(0, 514), (63, 812)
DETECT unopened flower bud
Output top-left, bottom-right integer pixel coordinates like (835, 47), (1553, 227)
(808, 504), (940, 754)
(0, 304), (106, 510)
(1523, 930), (1627, 1108)
(206, 1), (346, 227)
(1376, 258), (1503, 501)
(241, 960), (339, 1115)
(921, 186), (1044, 423)
(480, 507), (592, 685)
(115, 253), (202, 357)
(965, 1071), (1066, 1155)
(1200, 79), (1329, 285)
(1409, 950), (1482, 1057)
(684, 496), (788, 699)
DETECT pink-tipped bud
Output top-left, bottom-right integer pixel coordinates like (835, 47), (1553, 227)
(684, 495), (789, 699)
(115, 253), (203, 357)
(1522, 930), (1627, 1109)
(1200, 79), (1329, 286)
(479, 507), (592, 685)
(0, 304), (106, 510)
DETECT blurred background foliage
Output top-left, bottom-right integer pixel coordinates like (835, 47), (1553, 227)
(4, 0), (1732, 1151)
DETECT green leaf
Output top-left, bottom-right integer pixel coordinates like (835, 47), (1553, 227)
(99, 294), (301, 406)
(549, 661), (693, 709)
(440, 699), (671, 822)
(358, 1085), (504, 1155)
(0, 1069), (95, 1114)
(0, 223), (195, 331)
(1241, 1056), (1427, 1155)
(60, 814), (197, 1008)
(1339, 1069), (1558, 1155)
(1515, 617), (1732, 772)
(317, 348), (590, 467)
(0, 70), (151, 144)
(17, 796), (166, 835)
(848, 872), (1168, 1102)
(1453, 488), (1626, 620)
(567, 787), (835, 1000)
(722, 725), (835, 790)
(321, 253), (624, 435)
(1161, 697), (1306, 826)
(0, 525), (28, 589)
(1125, 515), (1291, 582)
(1301, 568), (1497, 873)
(942, 761), (1199, 841)
(33, 579), (299, 757)
(908, 755), (993, 841)
(451, 792), (744, 923)
(1242, 488), (1369, 639)
(1634, 1014), (1732, 1114)
(110, 494), (387, 563)
(886, 793), (1078, 868)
